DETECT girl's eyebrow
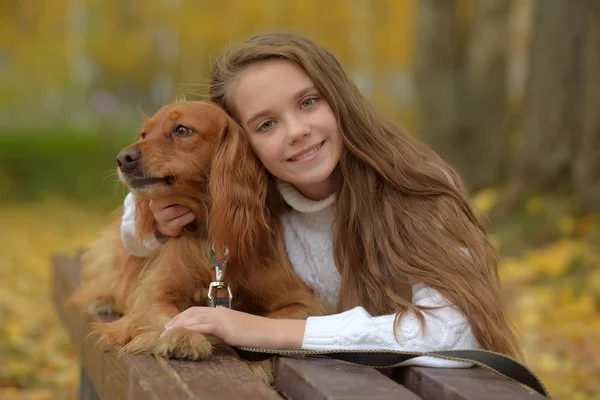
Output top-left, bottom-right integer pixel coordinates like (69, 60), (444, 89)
(246, 85), (316, 126)
(293, 85), (317, 101)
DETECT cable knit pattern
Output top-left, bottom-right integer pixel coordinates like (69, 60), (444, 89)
(121, 182), (478, 367)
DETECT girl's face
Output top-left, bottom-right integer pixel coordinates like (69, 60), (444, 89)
(231, 59), (343, 200)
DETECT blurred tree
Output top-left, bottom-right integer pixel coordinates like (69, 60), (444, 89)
(415, 0), (466, 180)
(504, 0), (599, 213)
(575, 0), (600, 213)
(464, 0), (510, 190)
(66, 0), (93, 121)
(151, 0), (180, 109)
(415, 0), (510, 192)
(350, 0), (373, 97)
(514, 0), (585, 193)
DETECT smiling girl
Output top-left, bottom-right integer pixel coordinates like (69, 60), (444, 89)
(121, 32), (522, 365)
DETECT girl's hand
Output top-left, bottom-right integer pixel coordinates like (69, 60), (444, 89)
(149, 198), (196, 239)
(163, 307), (306, 349)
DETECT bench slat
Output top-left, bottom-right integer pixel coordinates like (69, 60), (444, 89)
(274, 356), (422, 400)
(81, 315), (112, 398)
(52, 254), (86, 347)
(394, 366), (547, 400)
(164, 356), (282, 399)
(52, 253), (282, 400)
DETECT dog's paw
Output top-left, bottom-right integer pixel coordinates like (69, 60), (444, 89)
(121, 330), (161, 355)
(99, 315), (146, 348)
(154, 327), (213, 360)
(87, 297), (118, 315)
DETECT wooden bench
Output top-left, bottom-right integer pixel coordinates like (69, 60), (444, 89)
(52, 252), (546, 400)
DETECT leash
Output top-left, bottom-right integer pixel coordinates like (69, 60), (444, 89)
(207, 244), (232, 308)
(233, 347), (550, 397)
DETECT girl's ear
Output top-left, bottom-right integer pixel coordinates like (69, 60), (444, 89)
(209, 119), (270, 260)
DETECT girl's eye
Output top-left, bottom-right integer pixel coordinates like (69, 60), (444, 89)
(300, 97), (317, 109)
(173, 125), (195, 137)
(258, 120), (276, 132)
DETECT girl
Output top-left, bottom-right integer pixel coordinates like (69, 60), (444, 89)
(122, 32), (522, 366)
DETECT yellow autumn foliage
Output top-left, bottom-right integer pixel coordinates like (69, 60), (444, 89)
(471, 190), (600, 399)
(0, 199), (108, 400)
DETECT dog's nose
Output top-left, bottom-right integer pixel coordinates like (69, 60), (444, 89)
(116, 148), (142, 172)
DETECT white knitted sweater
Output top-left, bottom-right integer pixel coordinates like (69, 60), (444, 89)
(121, 183), (478, 367)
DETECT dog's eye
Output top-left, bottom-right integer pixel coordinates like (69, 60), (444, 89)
(173, 125), (195, 138)
(141, 132), (146, 139)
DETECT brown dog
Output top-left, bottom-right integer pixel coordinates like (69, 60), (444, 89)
(70, 101), (331, 382)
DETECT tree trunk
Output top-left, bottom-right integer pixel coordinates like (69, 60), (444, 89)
(415, 0), (510, 192)
(152, 0), (180, 109)
(513, 0), (587, 192)
(66, 0), (91, 122)
(350, 0), (373, 97)
(575, 0), (600, 213)
(415, 0), (466, 179)
(464, 0), (510, 191)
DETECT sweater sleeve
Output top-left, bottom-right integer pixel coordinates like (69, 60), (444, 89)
(120, 192), (162, 258)
(301, 283), (477, 367)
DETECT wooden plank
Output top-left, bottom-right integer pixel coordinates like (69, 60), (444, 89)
(274, 356), (422, 400)
(52, 253), (283, 400)
(53, 253), (188, 400)
(102, 349), (129, 400)
(83, 331), (194, 400)
(163, 352), (282, 400)
(394, 366), (547, 400)
(80, 314), (113, 399)
(129, 355), (193, 400)
(79, 365), (101, 400)
(52, 253), (86, 347)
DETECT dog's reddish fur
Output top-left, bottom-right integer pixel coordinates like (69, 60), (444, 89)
(70, 101), (331, 382)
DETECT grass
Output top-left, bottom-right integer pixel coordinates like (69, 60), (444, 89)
(0, 130), (136, 206)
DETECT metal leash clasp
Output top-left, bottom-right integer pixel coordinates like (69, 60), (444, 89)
(207, 244), (232, 308)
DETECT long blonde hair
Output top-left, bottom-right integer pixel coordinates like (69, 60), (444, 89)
(209, 32), (522, 359)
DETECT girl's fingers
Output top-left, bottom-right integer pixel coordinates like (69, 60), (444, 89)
(149, 198), (175, 212)
(160, 323), (215, 338)
(166, 312), (193, 328)
(167, 306), (207, 328)
(160, 205), (191, 220)
(159, 211), (196, 236)
(165, 211), (196, 232)
(181, 322), (217, 335)
(175, 211), (196, 226)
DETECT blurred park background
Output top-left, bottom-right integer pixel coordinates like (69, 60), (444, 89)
(1, 0), (599, 398)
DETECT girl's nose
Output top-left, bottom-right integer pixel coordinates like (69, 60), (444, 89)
(286, 117), (311, 143)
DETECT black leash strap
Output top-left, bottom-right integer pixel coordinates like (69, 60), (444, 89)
(233, 347), (549, 397)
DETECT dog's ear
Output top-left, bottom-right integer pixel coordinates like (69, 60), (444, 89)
(209, 119), (270, 261)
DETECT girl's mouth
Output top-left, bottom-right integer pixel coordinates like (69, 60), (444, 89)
(288, 141), (324, 162)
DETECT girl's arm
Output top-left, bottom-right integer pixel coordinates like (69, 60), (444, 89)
(301, 283), (478, 367)
(163, 283), (476, 368)
(120, 192), (162, 257)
